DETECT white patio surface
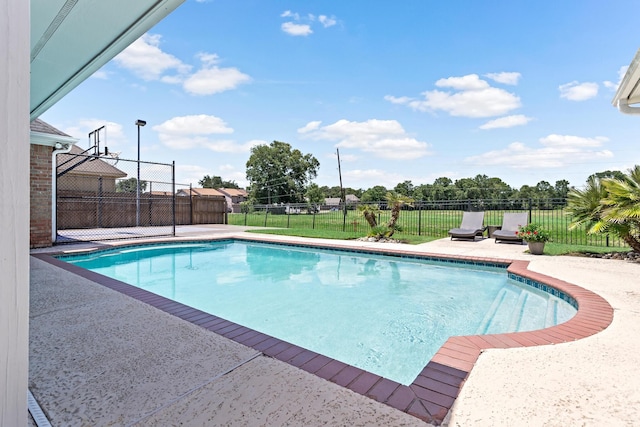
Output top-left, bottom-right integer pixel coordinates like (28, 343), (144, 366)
(29, 226), (640, 426)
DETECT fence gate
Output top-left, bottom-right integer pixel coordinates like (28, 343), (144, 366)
(55, 151), (176, 243)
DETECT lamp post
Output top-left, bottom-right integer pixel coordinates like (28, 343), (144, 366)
(135, 119), (146, 226)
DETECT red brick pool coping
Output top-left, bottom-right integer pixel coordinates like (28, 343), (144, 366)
(33, 236), (614, 425)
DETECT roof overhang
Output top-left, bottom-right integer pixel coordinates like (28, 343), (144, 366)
(612, 48), (640, 114)
(30, 0), (185, 120)
(30, 131), (78, 148)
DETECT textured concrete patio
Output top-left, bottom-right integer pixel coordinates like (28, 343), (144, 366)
(28, 226), (640, 426)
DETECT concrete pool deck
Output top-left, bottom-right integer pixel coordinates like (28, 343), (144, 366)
(28, 225), (640, 426)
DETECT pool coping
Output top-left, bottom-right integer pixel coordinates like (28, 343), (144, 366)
(32, 235), (614, 425)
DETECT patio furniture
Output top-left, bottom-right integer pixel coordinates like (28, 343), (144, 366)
(448, 212), (486, 240)
(493, 212), (528, 244)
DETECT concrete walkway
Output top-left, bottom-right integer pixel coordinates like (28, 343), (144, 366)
(29, 227), (640, 426)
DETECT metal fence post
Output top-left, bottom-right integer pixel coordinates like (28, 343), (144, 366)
(418, 202), (422, 236)
(172, 161), (176, 237)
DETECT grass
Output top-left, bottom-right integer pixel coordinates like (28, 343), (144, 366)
(539, 242), (631, 256)
(245, 227), (439, 244)
(230, 208), (629, 250)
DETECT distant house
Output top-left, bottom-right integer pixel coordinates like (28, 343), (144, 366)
(57, 145), (127, 192)
(324, 194), (360, 208)
(176, 187), (226, 198)
(177, 187), (247, 213)
(217, 188), (248, 213)
(345, 194), (360, 204)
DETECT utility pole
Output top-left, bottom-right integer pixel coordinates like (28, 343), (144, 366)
(337, 148), (347, 231)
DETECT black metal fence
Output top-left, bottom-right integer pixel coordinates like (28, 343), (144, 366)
(229, 198), (626, 248)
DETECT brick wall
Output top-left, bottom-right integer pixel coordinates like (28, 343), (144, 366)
(30, 144), (52, 248)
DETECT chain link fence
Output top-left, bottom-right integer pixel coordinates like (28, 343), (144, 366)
(229, 198), (625, 248)
(55, 154), (176, 242)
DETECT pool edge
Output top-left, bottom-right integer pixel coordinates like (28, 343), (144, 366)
(31, 237), (614, 425)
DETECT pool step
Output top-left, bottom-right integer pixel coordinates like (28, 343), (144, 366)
(478, 288), (559, 334)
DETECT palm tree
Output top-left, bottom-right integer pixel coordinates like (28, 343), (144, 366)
(599, 166), (640, 252)
(566, 168), (640, 252)
(357, 203), (380, 229)
(385, 191), (414, 238)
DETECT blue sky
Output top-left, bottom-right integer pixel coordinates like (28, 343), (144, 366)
(41, 0), (640, 191)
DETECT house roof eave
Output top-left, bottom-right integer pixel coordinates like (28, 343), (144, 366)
(612, 48), (640, 108)
(30, 130), (78, 147)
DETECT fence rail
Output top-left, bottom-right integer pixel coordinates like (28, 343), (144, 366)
(229, 198), (625, 248)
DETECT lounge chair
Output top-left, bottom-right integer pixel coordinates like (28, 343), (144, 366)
(493, 212), (528, 244)
(448, 212), (486, 240)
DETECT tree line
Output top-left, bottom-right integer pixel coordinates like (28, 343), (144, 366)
(200, 140), (627, 205)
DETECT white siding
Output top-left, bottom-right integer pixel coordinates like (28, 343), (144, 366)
(0, 0), (30, 424)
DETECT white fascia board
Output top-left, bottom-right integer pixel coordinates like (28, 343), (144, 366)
(612, 48), (640, 107)
(30, 131), (78, 147)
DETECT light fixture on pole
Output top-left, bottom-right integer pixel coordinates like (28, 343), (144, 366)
(135, 119), (146, 226)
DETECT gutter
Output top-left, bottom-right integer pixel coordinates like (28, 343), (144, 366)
(616, 99), (640, 115)
(51, 142), (73, 242)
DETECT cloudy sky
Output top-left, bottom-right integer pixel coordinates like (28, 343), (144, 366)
(41, 0), (640, 191)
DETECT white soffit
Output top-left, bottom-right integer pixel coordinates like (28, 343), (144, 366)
(30, 0), (185, 120)
(612, 48), (640, 107)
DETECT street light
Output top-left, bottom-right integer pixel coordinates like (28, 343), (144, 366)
(135, 119), (146, 226)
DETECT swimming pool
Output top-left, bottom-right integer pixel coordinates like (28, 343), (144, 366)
(59, 240), (576, 385)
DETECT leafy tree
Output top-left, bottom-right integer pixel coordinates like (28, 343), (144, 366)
(554, 179), (571, 199)
(361, 185), (387, 202)
(116, 177), (147, 193)
(588, 170), (626, 182)
(393, 180), (414, 197)
(305, 183), (325, 212)
(246, 141), (320, 204)
(199, 175), (240, 189)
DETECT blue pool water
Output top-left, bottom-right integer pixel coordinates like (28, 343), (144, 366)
(60, 240), (577, 385)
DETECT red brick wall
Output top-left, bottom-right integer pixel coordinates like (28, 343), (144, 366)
(30, 144), (52, 248)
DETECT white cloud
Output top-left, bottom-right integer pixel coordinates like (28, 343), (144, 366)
(154, 114), (255, 152)
(464, 134), (612, 169)
(281, 22), (313, 36)
(114, 34), (250, 96)
(280, 10), (337, 35)
(281, 10), (300, 19)
(436, 74), (490, 90)
(318, 15), (337, 27)
(384, 95), (413, 105)
(183, 64), (251, 95)
(540, 134), (608, 148)
(559, 81), (599, 101)
(485, 72), (521, 85)
(153, 115), (233, 136)
(603, 66), (628, 91)
(297, 121), (322, 133)
(479, 114), (533, 130)
(298, 119), (431, 160)
(386, 74), (521, 118)
(91, 70), (109, 80)
(114, 34), (190, 81)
